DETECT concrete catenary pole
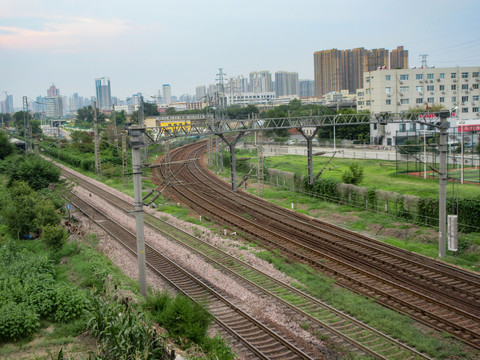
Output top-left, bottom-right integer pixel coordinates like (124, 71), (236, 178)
(93, 101), (102, 177)
(438, 110), (450, 258)
(128, 125), (147, 296)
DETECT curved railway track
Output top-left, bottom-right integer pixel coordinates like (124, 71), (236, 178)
(152, 140), (480, 350)
(60, 166), (431, 359)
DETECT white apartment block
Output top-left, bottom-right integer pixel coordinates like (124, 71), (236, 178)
(225, 92), (276, 106)
(357, 66), (480, 146)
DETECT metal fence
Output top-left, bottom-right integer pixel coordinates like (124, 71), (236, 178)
(395, 128), (480, 184)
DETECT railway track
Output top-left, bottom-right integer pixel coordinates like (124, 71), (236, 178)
(66, 191), (314, 360)
(60, 166), (431, 359)
(152, 140), (480, 350)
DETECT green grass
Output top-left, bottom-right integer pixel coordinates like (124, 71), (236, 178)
(447, 167), (480, 183)
(240, 153), (480, 199)
(54, 235), (139, 293)
(255, 250), (477, 360)
(251, 181), (480, 270)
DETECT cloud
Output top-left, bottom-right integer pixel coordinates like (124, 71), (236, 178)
(0, 16), (137, 53)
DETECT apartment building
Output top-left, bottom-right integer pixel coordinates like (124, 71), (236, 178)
(314, 46), (404, 97)
(356, 66), (480, 145)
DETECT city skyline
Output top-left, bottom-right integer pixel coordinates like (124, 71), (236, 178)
(1, 0), (479, 107)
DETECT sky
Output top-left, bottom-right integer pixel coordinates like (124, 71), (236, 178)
(1, 0), (479, 107)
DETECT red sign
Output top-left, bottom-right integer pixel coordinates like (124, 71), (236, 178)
(418, 113), (437, 119)
(418, 112), (456, 119)
(458, 124), (480, 132)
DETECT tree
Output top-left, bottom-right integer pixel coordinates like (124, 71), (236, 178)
(115, 110), (127, 126)
(342, 163), (364, 186)
(34, 201), (61, 230)
(165, 107), (177, 115)
(8, 154), (61, 190)
(31, 120), (42, 135)
(144, 102), (159, 116)
(321, 108), (370, 142)
(0, 131), (15, 160)
(408, 104), (446, 116)
(0, 113), (13, 124)
(76, 106), (94, 125)
(75, 106), (106, 126)
(12, 111), (33, 135)
(224, 105), (259, 119)
(0, 181), (38, 238)
(41, 224), (67, 251)
(71, 130), (94, 153)
(288, 98), (302, 110)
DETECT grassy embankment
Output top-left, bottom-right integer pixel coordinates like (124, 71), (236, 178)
(221, 150), (479, 269)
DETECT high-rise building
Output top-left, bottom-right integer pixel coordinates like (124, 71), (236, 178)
(162, 84), (172, 105)
(314, 46), (405, 97)
(45, 96), (63, 118)
(5, 94), (14, 113)
(249, 71), (273, 93)
(70, 93), (79, 111)
(275, 71), (299, 97)
(196, 86), (206, 101)
(390, 46), (409, 70)
(95, 77), (112, 110)
(299, 80), (315, 97)
(34, 96), (45, 113)
(47, 84), (60, 97)
(207, 84), (216, 96)
(314, 49), (343, 97)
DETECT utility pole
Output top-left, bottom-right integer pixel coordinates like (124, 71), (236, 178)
(438, 110), (450, 258)
(137, 93), (147, 161)
(256, 116), (264, 196)
(128, 125), (147, 296)
(93, 101), (102, 177)
(22, 96), (31, 152)
(58, 124), (61, 158)
(112, 104), (118, 148)
(122, 131), (128, 187)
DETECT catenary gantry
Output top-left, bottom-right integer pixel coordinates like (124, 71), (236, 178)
(130, 110), (451, 258)
(142, 111), (448, 188)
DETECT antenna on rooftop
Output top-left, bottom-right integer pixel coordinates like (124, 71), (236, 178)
(420, 54), (428, 68)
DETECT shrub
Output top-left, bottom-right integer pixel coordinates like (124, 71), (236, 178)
(54, 284), (89, 322)
(24, 273), (57, 317)
(42, 224), (68, 251)
(146, 291), (212, 344)
(342, 163), (364, 186)
(87, 296), (167, 359)
(0, 131), (15, 160)
(0, 301), (40, 341)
